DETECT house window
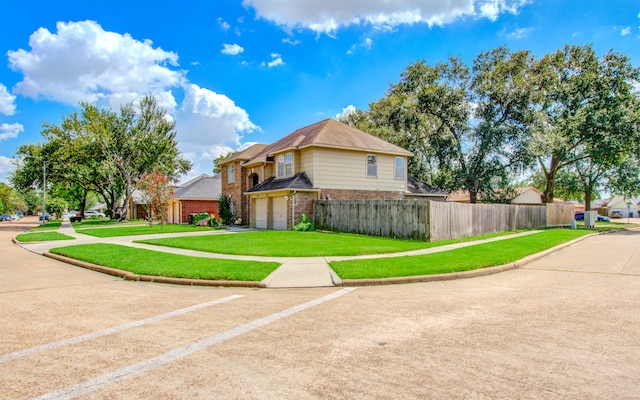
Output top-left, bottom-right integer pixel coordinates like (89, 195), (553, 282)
(277, 155), (284, 177)
(367, 154), (377, 177)
(277, 152), (293, 178)
(227, 164), (235, 184)
(395, 157), (405, 179)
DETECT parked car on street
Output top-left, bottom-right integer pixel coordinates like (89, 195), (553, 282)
(39, 213), (51, 221)
(66, 211), (82, 222)
(84, 210), (106, 218)
(574, 211), (610, 222)
(0, 213), (12, 222)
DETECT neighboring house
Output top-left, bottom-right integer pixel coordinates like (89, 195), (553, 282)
(219, 118), (443, 229)
(510, 186), (543, 205)
(129, 173), (221, 223)
(167, 174), (222, 224)
(604, 195), (640, 218)
(447, 186), (573, 207)
(405, 176), (449, 201)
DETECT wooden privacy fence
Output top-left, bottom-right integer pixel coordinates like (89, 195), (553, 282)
(313, 200), (575, 241)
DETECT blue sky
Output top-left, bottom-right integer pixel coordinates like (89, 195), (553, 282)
(1, 0), (638, 184)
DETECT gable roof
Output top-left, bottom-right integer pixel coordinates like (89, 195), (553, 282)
(244, 119), (412, 166)
(406, 176), (448, 198)
(219, 144), (268, 165)
(246, 172), (316, 194)
(173, 174), (221, 200)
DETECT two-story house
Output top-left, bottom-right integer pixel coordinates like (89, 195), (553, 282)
(220, 118), (443, 229)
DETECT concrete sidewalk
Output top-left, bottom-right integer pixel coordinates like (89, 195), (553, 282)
(17, 219), (546, 289)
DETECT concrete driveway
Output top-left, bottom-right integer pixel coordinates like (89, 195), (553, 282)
(1, 217), (639, 399)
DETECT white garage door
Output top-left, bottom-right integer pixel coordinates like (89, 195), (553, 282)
(272, 196), (288, 230)
(254, 198), (268, 229)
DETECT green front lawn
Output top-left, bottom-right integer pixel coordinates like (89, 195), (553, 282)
(49, 244), (280, 281)
(136, 230), (528, 257)
(16, 232), (75, 242)
(331, 229), (592, 279)
(77, 224), (219, 238)
(29, 220), (62, 231)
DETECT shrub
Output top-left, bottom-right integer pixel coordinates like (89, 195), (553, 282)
(219, 194), (235, 225)
(293, 214), (315, 231)
(192, 211), (218, 227)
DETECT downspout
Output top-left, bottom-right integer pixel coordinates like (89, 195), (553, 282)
(291, 190), (296, 229)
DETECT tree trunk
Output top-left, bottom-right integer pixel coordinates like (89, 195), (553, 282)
(541, 156), (562, 204)
(584, 185), (593, 212)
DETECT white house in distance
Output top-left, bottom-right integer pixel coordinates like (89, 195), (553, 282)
(603, 195), (640, 218)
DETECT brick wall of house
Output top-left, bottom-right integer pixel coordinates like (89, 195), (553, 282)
(321, 189), (403, 201)
(290, 192), (317, 229)
(181, 200), (219, 223)
(221, 160), (245, 223)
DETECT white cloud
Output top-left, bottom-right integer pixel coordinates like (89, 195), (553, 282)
(221, 43), (245, 55)
(0, 156), (14, 184)
(0, 84), (17, 116)
(243, 0), (530, 34)
(507, 27), (531, 39)
(282, 37), (302, 45)
(7, 20), (185, 110)
(336, 104), (357, 120)
(176, 84), (258, 149)
(174, 84), (260, 180)
(0, 123), (24, 141)
(218, 18), (231, 32)
(265, 53), (284, 67)
(621, 26), (631, 36)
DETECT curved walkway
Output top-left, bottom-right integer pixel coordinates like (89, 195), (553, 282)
(16, 218), (570, 288)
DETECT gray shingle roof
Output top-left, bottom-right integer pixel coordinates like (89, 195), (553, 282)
(406, 176), (448, 197)
(173, 174), (221, 199)
(246, 172), (315, 193)
(244, 119), (412, 166)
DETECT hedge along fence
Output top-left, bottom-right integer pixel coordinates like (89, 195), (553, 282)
(313, 200), (575, 241)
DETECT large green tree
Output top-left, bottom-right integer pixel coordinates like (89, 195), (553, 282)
(12, 95), (191, 220)
(343, 47), (535, 203)
(529, 44), (640, 207)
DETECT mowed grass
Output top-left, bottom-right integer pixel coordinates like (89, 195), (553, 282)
(330, 229), (592, 279)
(49, 243), (280, 281)
(77, 224), (218, 238)
(29, 220), (62, 231)
(16, 232), (75, 242)
(137, 230), (527, 257)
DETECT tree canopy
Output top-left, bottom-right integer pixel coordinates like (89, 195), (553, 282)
(12, 95), (191, 219)
(341, 44), (640, 205)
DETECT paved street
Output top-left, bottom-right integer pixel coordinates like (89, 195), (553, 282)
(1, 217), (639, 399)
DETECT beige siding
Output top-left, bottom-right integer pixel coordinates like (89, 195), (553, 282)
(512, 189), (542, 204)
(310, 148), (406, 192)
(300, 148), (315, 182)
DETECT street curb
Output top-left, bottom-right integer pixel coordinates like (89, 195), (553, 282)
(43, 252), (260, 288)
(340, 232), (601, 287)
(36, 230), (616, 288)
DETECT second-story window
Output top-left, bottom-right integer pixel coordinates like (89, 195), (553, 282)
(277, 155), (284, 177)
(227, 163), (235, 184)
(367, 154), (377, 177)
(285, 152), (293, 176)
(277, 152), (293, 177)
(395, 157), (405, 179)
